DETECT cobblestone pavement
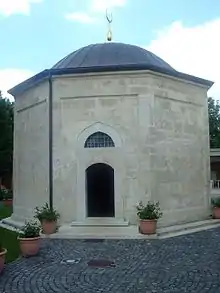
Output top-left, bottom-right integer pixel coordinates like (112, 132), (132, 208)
(1, 228), (220, 293)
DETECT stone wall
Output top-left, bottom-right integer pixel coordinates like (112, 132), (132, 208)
(12, 82), (49, 221)
(11, 70), (211, 226)
(52, 71), (210, 226)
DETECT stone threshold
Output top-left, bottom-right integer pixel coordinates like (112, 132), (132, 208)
(42, 225), (158, 239)
(71, 218), (129, 227)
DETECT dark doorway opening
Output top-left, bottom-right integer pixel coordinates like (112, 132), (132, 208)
(86, 163), (115, 217)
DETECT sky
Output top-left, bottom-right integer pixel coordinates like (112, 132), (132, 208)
(0, 0), (220, 99)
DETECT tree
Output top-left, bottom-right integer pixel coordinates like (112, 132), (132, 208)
(0, 91), (14, 178)
(208, 97), (220, 148)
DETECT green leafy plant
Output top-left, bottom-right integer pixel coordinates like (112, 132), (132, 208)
(0, 189), (4, 201)
(6, 189), (12, 199)
(19, 221), (41, 238)
(211, 197), (220, 208)
(208, 97), (220, 148)
(34, 203), (60, 222)
(136, 201), (163, 220)
(0, 188), (7, 200)
(3, 190), (12, 201)
(0, 188), (12, 201)
(0, 93), (14, 180)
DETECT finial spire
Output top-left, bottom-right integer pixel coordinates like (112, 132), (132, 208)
(106, 9), (113, 42)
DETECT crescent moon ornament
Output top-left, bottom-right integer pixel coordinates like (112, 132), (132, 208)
(106, 9), (113, 42)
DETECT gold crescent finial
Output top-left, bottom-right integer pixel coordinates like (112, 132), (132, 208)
(106, 9), (113, 42)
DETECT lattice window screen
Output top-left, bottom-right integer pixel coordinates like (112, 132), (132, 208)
(84, 132), (115, 148)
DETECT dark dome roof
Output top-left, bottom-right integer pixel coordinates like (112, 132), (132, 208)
(8, 42), (213, 96)
(52, 42), (174, 72)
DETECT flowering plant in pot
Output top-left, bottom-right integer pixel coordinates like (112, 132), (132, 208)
(211, 197), (220, 219)
(136, 201), (163, 234)
(18, 221), (41, 257)
(0, 243), (7, 274)
(34, 203), (60, 235)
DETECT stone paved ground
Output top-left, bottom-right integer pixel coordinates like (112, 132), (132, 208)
(1, 228), (220, 293)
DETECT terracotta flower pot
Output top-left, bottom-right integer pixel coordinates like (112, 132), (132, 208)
(139, 219), (157, 235)
(213, 207), (220, 219)
(41, 220), (57, 234)
(18, 237), (40, 257)
(0, 248), (7, 274)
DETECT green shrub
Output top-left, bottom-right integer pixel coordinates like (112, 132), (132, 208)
(211, 197), (220, 208)
(136, 201), (163, 220)
(0, 188), (13, 201)
(34, 203), (60, 222)
(19, 221), (41, 238)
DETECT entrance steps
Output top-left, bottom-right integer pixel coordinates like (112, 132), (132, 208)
(71, 218), (129, 227)
(157, 219), (220, 239)
(42, 225), (157, 239)
(1, 217), (220, 240)
(44, 218), (220, 240)
(0, 217), (22, 232)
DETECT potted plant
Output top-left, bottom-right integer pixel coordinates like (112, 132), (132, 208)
(136, 201), (163, 234)
(18, 221), (41, 257)
(34, 203), (60, 234)
(4, 190), (13, 206)
(211, 197), (220, 219)
(1, 188), (13, 206)
(0, 244), (7, 274)
(0, 189), (3, 202)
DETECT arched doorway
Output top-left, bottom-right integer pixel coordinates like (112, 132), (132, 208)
(86, 163), (115, 217)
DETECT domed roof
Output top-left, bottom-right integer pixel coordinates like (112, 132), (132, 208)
(9, 42), (213, 96)
(52, 42), (174, 73)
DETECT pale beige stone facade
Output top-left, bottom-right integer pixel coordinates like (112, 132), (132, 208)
(11, 70), (211, 227)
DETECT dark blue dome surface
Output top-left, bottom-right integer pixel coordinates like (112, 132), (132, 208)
(8, 42), (213, 96)
(52, 42), (174, 72)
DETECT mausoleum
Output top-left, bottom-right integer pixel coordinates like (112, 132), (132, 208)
(8, 42), (213, 228)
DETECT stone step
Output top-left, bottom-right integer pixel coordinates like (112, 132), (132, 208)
(158, 223), (220, 239)
(0, 220), (21, 232)
(42, 225), (157, 239)
(1, 217), (24, 229)
(71, 218), (129, 227)
(48, 219), (220, 239)
(157, 219), (220, 239)
(1, 217), (220, 240)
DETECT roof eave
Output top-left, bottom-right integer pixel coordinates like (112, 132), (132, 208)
(8, 65), (214, 97)
(52, 66), (214, 88)
(8, 69), (50, 96)
(170, 70), (214, 89)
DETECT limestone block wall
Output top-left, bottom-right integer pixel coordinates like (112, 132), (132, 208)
(11, 70), (210, 227)
(52, 74), (140, 223)
(52, 71), (210, 226)
(149, 75), (210, 226)
(12, 82), (49, 221)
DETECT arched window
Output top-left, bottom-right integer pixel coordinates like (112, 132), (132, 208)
(84, 132), (115, 148)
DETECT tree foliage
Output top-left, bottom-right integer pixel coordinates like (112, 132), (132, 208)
(208, 97), (220, 148)
(0, 91), (14, 177)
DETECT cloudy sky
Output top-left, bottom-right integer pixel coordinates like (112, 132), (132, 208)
(0, 0), (219, 98)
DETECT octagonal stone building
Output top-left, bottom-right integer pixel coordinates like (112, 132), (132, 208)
(8, 42), (213, 229)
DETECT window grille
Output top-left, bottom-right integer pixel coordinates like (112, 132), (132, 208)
(84, 132), (115, 148)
